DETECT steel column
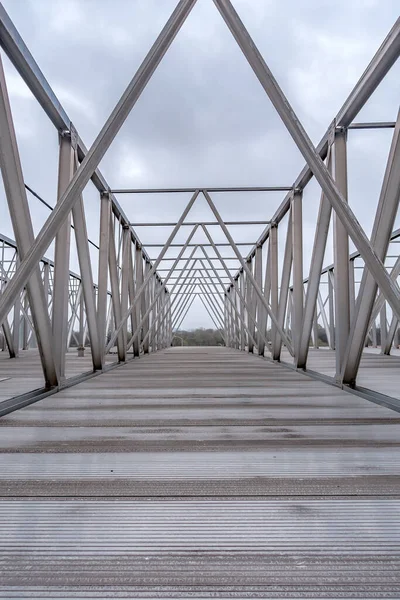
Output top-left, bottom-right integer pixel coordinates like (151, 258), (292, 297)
(97, 192), (111, 363)
(269, 225), (279, 352)
(384, 314), (399, 354)
(52, 131), (74, 379)
(291, 190), (303, 356)
(108, 217), (125, 362)
(71, 154), (102, 370)
(142, 261), (151, 353)
(272, 212), (292, 360)
(0, 54), (58, 386)
(333, 126), (350, 377)
(296, 149), (333, 367)
(342, 110), (400, 384)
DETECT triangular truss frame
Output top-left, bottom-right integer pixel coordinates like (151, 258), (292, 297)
(0, 0), (399, 402)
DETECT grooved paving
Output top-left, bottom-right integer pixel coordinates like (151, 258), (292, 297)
(0, 346), (399, 597)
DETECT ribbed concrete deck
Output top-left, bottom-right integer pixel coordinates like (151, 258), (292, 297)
(1, 346), (400, 597)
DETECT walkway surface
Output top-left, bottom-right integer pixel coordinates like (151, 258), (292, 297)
(1, 346), (400, 597)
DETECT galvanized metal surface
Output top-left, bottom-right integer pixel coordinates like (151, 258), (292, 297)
(1, 347), (400, 597)
(0, 1), (399, 596)
(0, 1), (399, 395)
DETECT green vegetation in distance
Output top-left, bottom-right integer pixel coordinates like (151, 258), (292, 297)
(172, 328), (224, 346)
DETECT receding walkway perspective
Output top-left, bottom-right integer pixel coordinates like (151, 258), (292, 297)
(1, 346), (400, 598)
(1, 1), (400, 597)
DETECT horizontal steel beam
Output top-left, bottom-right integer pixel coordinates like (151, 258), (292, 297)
(156, 267), (235, 271)
(348, 121), (396, 129)
(149, 257), (242, 261)
(172, 292), (224, 296)
(129, 220), (271, 226)
(144, 242), (255, 247)
(170, 276), (231, 280)
(112, 186), (292, 193)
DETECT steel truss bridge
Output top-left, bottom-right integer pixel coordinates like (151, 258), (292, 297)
(0, 1), (400, 597)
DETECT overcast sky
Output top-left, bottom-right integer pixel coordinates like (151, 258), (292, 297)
(1, 0), (399, 329)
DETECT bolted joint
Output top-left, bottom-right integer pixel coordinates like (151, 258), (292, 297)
(292, 187), (302, 198)
(59, 123), (78, 150)
(335, 125), (348, 143)
(327, 119), (336, 146)
(100, 190), (111, 200)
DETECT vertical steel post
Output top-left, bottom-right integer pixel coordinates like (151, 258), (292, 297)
(120, 226), (130, 354)
(79, 292), (85, 348)
(257, 251), (267, 356)
(372, 321), (377, 347)
(52, 131), (74, 379)
(318, 290), (331, 348)
(349, 258), (356, 322)
(269, 225), (279, 352)
(328, 270), (335, 350)
(134, 245), (144, 356)
(239, 270), (245, 350)
(380, 303), (387, 352)
(342, 110), (400, 384)
(296, 149), (333, 367)
(254, 245), (263, 353)
(12, 287), (20, 356)
(245, 262), (252, 352)
(313, 308), (319, 349)
(142, 261), (151, 353)
(224, 293), (229, 346)
(128, 242), (139, 357)
(291, 190), (303, 357)
(22, 294), (29, 350)
(333, 126), (350, 379)
(97, 192), (111, 363)
(384, 314), (398, 354)
(71, 153), (102, 370)
(272, 211), (292, 360)
(0, 54), (58, 386)
(148, 275), (155, 351)
(108, 217), (125, 362)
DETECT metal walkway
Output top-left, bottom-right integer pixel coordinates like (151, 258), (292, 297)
(1, 346), (400, 597)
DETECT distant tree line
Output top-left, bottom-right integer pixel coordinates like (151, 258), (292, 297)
(170, 325), (400, 349)
(172, 328), (224, 346)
